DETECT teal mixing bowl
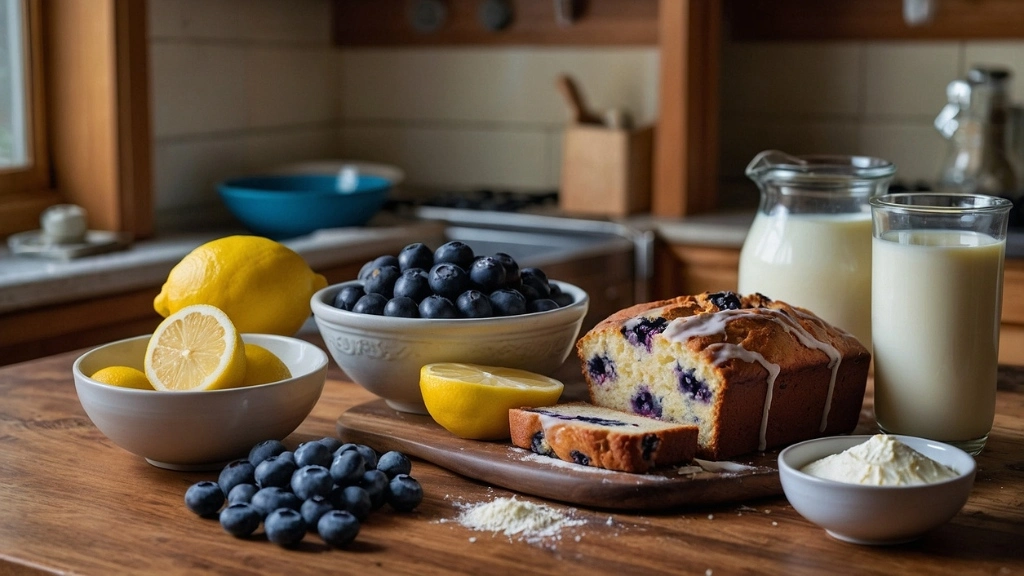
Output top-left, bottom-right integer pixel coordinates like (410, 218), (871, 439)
(218, 174), (391, 239)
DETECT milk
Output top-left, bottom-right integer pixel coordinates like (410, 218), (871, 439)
(738, 212), (873, 348)
(872, 229), (1005, 442)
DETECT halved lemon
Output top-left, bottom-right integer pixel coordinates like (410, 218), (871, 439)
(144, 304), (246, 391)
(419, 363), (564, 440)
(241, 343), (292, 387)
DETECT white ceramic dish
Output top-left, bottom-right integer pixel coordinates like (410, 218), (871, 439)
(73, 333), (328, 471)
(310, 280), (589, 414)
(778, 434), (976, 545)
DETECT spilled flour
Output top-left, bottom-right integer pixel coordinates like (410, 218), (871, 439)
(454, 496), (586, 544)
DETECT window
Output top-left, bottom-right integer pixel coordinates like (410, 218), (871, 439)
(0, 0), (53, 237)
(0, 0), (151, 239)
(0, 0), (29, 170)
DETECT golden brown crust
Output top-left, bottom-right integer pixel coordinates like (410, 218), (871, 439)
(509, 403), (698, 473)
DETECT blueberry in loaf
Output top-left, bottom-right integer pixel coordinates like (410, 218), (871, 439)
(509, 402), (698, 473)
(577, 291), (870, 461)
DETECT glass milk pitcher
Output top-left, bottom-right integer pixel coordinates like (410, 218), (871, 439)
(738, 151), (896, 349)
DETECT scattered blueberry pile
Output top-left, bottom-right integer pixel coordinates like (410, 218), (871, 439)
(184, 437), (423, 549)
(333, 241), (574, 319)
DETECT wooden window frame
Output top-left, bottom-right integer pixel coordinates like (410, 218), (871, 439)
(0, 0), (152, 239)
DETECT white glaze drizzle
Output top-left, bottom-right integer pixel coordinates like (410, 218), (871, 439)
(661, 307), (842, 451)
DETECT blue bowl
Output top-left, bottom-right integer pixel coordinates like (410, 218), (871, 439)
(218, 174), (391, 239)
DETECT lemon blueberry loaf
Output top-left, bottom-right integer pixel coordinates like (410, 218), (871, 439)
(509, 402), (699, 473)
(577, 291), (870, 460)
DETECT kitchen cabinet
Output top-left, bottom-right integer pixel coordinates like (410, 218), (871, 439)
(654, 242), (1024, 367)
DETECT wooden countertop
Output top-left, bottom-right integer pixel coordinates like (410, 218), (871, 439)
(2, 348), (1023, 575)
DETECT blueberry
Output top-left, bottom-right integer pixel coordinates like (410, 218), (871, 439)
(333, 443), (359, 457)
(456, 290), (493, 318)
(392, 268), (432, 302)
(250, 487), (302, 518)
(489, 289), (526, 316)
(707, 291), (742, 311)
(676, 363), (712, 403)
(516, 283), (540, 302)
(359, 255), (398, 280)
(384, 296), (420, 318)
(360, 469), (390, 509)
(294, 441), (332, 469)
(353, 293), (388, 315)
(265, 508), (306, 547)
(493, 252), (521, 286)
(398, 243), (434, 271)
(570, 450), (591, 466)
(621, 317), (669, 352)
(586, 354), (617, 385)
(469, 256), (506, 292)
(218, 459), (256, 496)
(550, 284), (574, 307)
(376, 451), (412, 479)
(300, 495), (335, 531)
(418, 295), (458, 319)
(219, 503), (261, 537)
(631, 386), (663, 418)
(248, 439), (287, 467)
(428, 263), (470, 300)
(433, 241), (474, 269)
(254, 454), (297, 489)
(355, 445), (379, 470)
(317, 436), (343, 454)
(387, 474), (423, 512)
(364, 265), (401, 298)
(317, 510), (361, 548)
(227, 483), (259, 505)
(332, 485), (372, 522)
(184, 481), (224, 517)
(332, 285), (365, 311)
(529, 431), (554, 457)
(520, 268), (551, 299)
(329, 449), (366, 486)
(527, 299), (559, 313)
(641, 434), (660, 461)
(277, 451), (296, 465)
(290, 465), (334, 500)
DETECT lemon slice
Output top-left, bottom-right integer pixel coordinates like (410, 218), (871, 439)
(241, 343), (292, 387)
(144, 304), (246, 391)
(91, 366), (154, 390)
(419, 363), (564, 440)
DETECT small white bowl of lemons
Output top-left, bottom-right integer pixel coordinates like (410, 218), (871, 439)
(73, 305), (328, 470)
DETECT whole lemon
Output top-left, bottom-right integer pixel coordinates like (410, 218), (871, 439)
(154, 236), (327, 336)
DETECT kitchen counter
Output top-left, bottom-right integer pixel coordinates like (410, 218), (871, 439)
(2, 343), (1023, 575)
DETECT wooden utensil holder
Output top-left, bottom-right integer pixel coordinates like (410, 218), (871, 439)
(559, 124), (653, 217)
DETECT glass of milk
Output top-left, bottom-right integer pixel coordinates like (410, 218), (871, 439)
(871, 193), (1013, 455)
(739, 150), (896, 349)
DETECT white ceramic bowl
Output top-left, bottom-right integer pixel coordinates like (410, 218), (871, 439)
(73, 333), (328, 471)
(778, 435), (976, 545)
(310, 280), (589, 414)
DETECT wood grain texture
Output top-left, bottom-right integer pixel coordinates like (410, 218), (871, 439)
(332, 0), (658, 46)
(2, 344), (1024, 575)
(337, 399), (781, 510)
(726, 0), (1024, 41)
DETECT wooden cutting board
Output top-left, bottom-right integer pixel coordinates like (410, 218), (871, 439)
(336, 399), (783, 510)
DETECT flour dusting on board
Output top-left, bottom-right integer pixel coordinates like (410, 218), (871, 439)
(454, 496), (586, 545)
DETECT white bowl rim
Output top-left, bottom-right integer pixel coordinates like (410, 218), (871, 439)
(73, 333), (328, 396)
(311, 279), (589, 327)
(778, 434), (977, 490)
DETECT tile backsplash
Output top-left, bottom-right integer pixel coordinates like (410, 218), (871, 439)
(148, 0), (1024, 230)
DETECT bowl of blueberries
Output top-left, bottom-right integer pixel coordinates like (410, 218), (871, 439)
(310, 241), (589, 414)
